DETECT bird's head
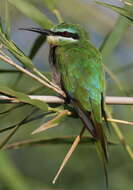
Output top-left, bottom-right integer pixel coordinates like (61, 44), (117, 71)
(20, 23), (89, 46)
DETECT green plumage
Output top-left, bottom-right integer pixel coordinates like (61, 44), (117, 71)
(56, 40), (104, 117)
(21, 23), (109, 187)
(52, 24), (107, 141)
(51, 23), (109, 186)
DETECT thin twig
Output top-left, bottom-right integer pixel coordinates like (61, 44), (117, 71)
(0, 109), (37, 149)
(0, 95), (133, 105)
(33, 68), (61, 90)
(119, 0), (133, 6)
(0, 54), (65, 97)
(53, 9), (63, 23)
(104, 65), (125, 94)
(32, 110), (71, 134)
(107, 112), (133, 159)
(4, 136), (115, 150)
(107, 118), (133, 126)
(52, 127), (85, 184)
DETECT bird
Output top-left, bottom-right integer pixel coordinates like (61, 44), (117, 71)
(20, 23), (109, 187)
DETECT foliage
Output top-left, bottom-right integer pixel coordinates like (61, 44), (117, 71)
(0, 0), (133, 189)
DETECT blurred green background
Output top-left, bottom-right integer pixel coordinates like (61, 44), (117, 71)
(0, 0), (133, 189)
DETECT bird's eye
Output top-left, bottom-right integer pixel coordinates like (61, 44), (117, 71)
(62, 31), (69, 37)
(55, 31), (79, 40)
(55, 31), (70, 37)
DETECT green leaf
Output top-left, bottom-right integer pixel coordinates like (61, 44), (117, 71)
(42, 0), (56, 11)
(0, 109), (37, 149)
(97, 1), (133, 159)
(0, 152), (30, 190)
(0, 24), (34, 69)
(0, 112), (52, 134)
(99, 3), (131, 95)
(29, 35), (46, 59)
(96, 1), (133, 22)
(8, 0), (53, 28)
(4, 0), (10, 38)
(0, 69), (21, 73)
(32, 110), (70, 134)
(4, 136), (116, 149)
(0, 85), (48, 111)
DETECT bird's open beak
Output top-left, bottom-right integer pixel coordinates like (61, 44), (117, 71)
(19, 27), (54, 36)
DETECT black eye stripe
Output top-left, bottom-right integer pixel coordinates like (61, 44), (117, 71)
(55, 31), (79, 39)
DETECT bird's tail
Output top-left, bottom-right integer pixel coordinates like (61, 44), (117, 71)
(92, 119), (109, 189)
(84, 113), (109, 189)
(74, 103), (108, 188)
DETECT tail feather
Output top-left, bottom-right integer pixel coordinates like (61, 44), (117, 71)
(92, 119), (108, 162)
(101, 93), (111, 133)
(74, 102), (109, 189)
(84, 113), (109, 189)
(96, 141), (108, 189)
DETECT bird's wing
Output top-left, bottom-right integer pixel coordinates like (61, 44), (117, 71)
(54, 42), (108, 186)
(55, 42), (105, 123)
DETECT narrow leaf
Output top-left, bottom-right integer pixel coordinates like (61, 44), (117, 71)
(8, 0), (53, 28)
(4, 0), (10, 38)
(32, 110), (70, 134)
(0, 112), (52, 134)
(0, 152), (30, 190)
(42, 0), (56, 11)
(96, 1), (133, 22)
(107, 118), (133, 126)
(99, 3), (130, 96)
(107, 112), (133, 159)
(52, 127), (85, 184)
(4, 136), (116, 150)
(0, 26), (34, 69)
(0, 124), (20, 149)
(0, 109), (37, 149)
(0, 85), (48, 111)
(29, 35), (46, 59)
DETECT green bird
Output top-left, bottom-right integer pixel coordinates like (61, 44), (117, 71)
(21, 23), (109, 185)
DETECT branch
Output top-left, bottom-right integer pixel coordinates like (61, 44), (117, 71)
(4, 136), (116, 150)
(0, 54), (65, 97)
(0, 95), (133, 105)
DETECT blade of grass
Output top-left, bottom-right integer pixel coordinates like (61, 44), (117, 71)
(0, 69), (21, 73)
(32, 110), (71, 134)
(98, 3), (131, 95)
(0, 111), (52, 134)
(29, 35), (46, 59)
(104, 65), (126, 94)
(96, 1), (133, 22)
(0, 85), (48, 111)
(52, 127), (85, 184)
(0, 103), (25, 115)
(0, 108), (37, 149)
(0, 54), (65, 96)
(5, 135), (116, 150)
(4, 0), (10, 38)
(0, 35), (34, 69)
(53, 9), (63, 23)
(0, 24), (61, 91)
(100, 17), (130, 95)
(98, 2), (133, 158)
(8, 0), (53, 28)
(107, 111), (133, 159)
(0, 123), (21, 149)
(106, 118), (133, 126)
(41, 0), (56, 11)
(100, 17), (130, 59)
(0, 151), (30, 190)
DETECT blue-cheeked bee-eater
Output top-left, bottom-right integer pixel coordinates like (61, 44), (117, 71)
(21, 22), (109, 187)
